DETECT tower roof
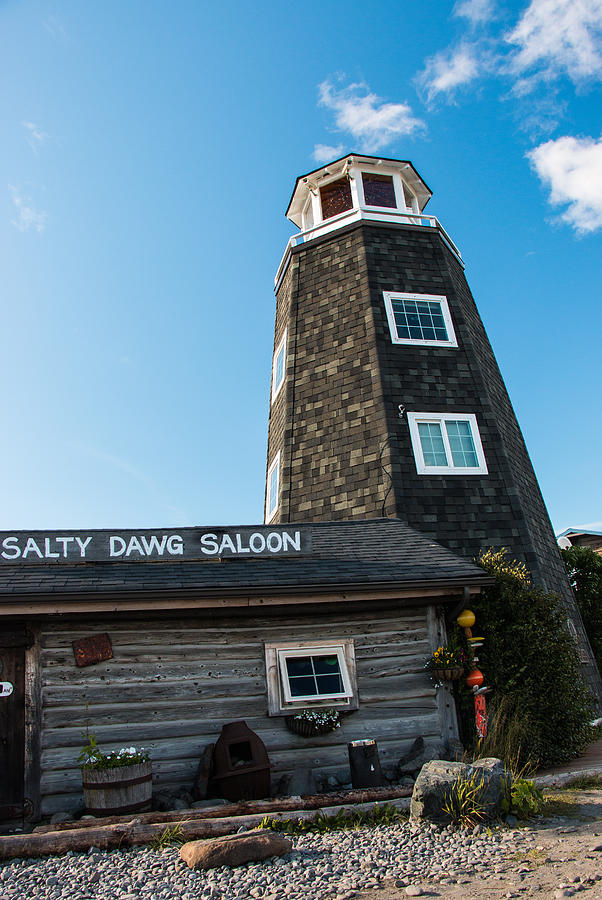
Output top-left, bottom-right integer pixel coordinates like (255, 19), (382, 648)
(285, 153), (432, 227)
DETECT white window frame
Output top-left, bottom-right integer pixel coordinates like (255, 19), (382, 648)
(383, 292), (458, 348)
(264, 639), (358, 716)
(265, 451), (281, 523)
(271, 328), (288, 403)
(408, 412), (488, 475)
(358, 170), (400, 212)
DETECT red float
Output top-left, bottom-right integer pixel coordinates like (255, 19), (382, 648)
(466, 668), (484, 688)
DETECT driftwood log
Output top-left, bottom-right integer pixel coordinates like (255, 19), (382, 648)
(0, 790), (412, 860)
(33, 785), (412, 832)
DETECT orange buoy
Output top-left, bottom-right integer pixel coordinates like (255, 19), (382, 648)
(466, 669), (484, 688)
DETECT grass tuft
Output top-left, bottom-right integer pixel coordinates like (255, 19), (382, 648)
(258, 803), (405, 835)
(150, 821), (188, 850)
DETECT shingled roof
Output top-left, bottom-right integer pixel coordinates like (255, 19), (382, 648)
(0, 519), (490, 613)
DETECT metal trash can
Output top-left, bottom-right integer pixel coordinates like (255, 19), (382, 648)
(348, 739), (384, 789)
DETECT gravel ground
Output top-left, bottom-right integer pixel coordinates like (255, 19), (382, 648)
(0, 820), (539, 900)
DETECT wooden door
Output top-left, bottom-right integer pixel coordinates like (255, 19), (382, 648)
(0, 645), (25, 822)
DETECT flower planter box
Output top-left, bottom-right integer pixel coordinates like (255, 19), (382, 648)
(82, 761), (152, 816)
(433, 667), (464, 681)
(285, 716), (337, 737)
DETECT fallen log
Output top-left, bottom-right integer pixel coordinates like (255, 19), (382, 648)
(0, 797), (410, 861)
(33, 785), (412, 833)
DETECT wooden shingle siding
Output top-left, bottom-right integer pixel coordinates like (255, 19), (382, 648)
(38, 606), (443, 814)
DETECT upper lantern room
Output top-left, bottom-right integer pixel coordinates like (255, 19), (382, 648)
(276, 154), (463, 286)
(286, 154), (431, 232)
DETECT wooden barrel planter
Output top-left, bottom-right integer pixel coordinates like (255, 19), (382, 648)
(82, 761), (152, 816)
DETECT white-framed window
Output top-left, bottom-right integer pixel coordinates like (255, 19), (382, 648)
(361, 171), (397, 209)
(408, 413), (488, 475)
(271, 329), (287, 403)
(383, 292), (458, 348)
(265, 452), (281, 522)
(264, 639), (358, 716)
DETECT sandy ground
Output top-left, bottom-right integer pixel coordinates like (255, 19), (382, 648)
(356, 789), (602, 900)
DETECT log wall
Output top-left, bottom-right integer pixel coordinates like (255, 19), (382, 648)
(37, 605), (453, 814)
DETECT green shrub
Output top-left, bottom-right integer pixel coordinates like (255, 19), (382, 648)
(258, 803), (403, 835)
(510, 778), (543, 819)
(465, 549), (595, 768)
(561, 545), (602, 674)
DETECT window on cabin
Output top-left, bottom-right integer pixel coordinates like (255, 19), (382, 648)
(362, 172), (397, 208)
(319, 177), (353, 220)
(383, 292), (458, 348)
(407, 413), (488, 475)
(264, 639), (358, 714)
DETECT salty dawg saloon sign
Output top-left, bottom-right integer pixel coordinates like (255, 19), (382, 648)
(0, 526), (311, 565)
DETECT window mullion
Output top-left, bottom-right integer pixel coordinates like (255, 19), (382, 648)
(441, 419), (454, 468)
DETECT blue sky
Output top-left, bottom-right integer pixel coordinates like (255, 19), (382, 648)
(1, 0), (601, 533)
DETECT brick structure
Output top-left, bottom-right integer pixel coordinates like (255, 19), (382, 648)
(265, 154), (602, 704)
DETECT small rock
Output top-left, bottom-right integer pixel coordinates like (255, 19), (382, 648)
(505, 814), (518, 827)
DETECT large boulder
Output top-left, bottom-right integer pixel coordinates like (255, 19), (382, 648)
(180, 829), (292, 870)
(410, 758), (510, 824)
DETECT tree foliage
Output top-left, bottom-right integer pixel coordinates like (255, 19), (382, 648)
(561, 545), (602, 674)
(463, 549), (595, 768)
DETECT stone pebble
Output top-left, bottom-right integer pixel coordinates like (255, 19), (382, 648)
(0, 820), (531, 900)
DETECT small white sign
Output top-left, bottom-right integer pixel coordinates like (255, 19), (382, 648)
(0, 682), (14, 697)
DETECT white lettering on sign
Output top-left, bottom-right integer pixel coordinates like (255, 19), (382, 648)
(23, 537), (43, 559)
(0, 528), (308, 563)
(199, 530), (302, 556)
(0, 682), (14, 698)
(167, 534), (184, 555)
(110, 536), (126, 557)
(110, 534), (185, 558)
(200, 533), (219, 554)
(1, 537), (20, 559)
(76, 536), (92, 557)
(56, 537), (75, 557)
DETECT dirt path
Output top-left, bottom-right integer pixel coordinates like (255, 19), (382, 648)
(356, 790), (602, 900)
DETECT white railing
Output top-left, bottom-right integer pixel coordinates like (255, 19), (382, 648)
(274, 207), (464, 290)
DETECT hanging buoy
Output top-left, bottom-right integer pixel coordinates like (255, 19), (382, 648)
(466, 669), (484, 688)
(457, 609), (476, 628)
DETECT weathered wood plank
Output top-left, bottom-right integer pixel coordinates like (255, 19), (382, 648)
(42, 708), (440, 753)
(24, 625), (42, 821)
(40, 612), (428, 641)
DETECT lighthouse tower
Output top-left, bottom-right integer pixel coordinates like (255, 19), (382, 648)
(265, 153), (601, 701)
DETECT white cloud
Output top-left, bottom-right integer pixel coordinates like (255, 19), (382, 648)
(417, 44), (482, 102)
(22, 121), (49, 152)
(318, 79), (424, 153)
(527, 135), (602, 233)
(9, 185), (48, 233)
(454, 0), (495, 25)
(313, 143), (345, 163)
(507, 0), (602, 88)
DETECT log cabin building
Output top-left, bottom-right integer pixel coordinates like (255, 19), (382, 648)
(0, 520), (490, 821)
